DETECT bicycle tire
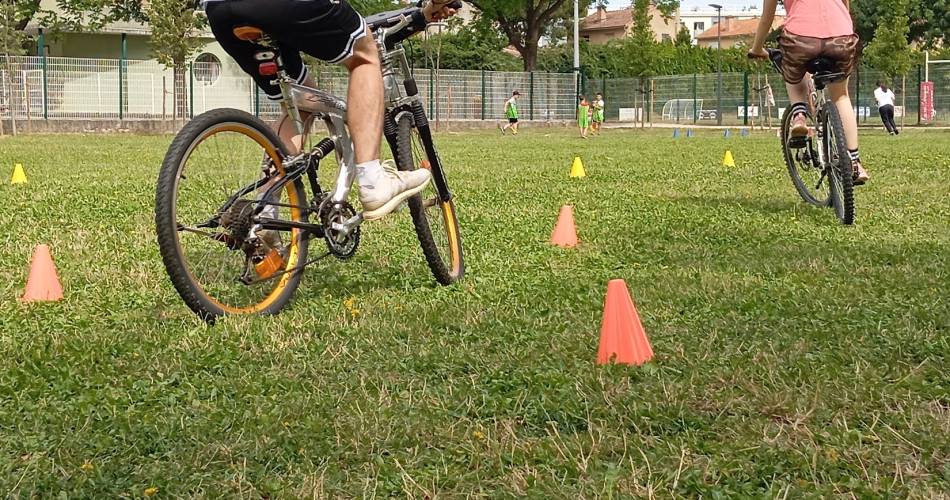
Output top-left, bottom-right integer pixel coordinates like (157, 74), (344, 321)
(156, 108), (310, 321)
(781, 107), (832, 207)
(392, 113), (465, 285)
(822, 102), (855, 225)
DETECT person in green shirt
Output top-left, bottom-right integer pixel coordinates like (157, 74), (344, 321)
(591, 93), (605, 135)
(500, 91), (521, 135)
(577, 95), (591, 138)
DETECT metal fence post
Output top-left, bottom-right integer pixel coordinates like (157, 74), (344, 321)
(917, 64), (922, 125)
(254, 80), (260, 117)
(119, 33), (127, 120)
(39, 29), (48, 120)
(855, 65), (861, 126)
(189, 62), (194, 118)
(692, 73), (697, 124)
(529, 71), (535, 121)
(428, 68), (434, 117)
(480, 69), (486, 120)
(743, 72), (749, 126)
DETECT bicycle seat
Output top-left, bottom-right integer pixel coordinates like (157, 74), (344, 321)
(233, 26), (265, 41)
(807, 58), (846, 87)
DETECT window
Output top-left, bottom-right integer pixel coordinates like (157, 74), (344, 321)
(194, 53), (221, 85)
(583, 35), (591, 42)
(694, 21), (705, 32)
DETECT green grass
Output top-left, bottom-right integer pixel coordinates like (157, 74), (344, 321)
(1, 126), (948, 497)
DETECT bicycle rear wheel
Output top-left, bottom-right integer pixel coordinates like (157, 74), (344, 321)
(155, 108), (310, 321)
(393, 113), (464, 285)
(821, 103), (855, 225)
(781, 108), (832, 207)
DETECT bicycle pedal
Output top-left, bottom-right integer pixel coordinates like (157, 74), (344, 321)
(786, 136), (808, 149)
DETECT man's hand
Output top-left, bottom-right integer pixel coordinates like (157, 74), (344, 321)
(747, 47), (769, 60)
(423, 1), (460, 22)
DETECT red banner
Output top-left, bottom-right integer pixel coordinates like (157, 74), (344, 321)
(920, 81), (935, 122)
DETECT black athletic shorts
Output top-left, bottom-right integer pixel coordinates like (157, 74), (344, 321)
(508, 118), (519, 124)
(204, 0), (367, 101)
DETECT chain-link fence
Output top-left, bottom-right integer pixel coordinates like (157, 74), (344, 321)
(1, 55), (948, 127)
(0, 56), (577, 124)
(581, 65), (950, 127)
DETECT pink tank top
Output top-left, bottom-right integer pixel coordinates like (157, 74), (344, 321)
(783, 0), (854, 39)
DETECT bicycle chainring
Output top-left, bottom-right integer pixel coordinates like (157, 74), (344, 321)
(320, 200), (360, 260)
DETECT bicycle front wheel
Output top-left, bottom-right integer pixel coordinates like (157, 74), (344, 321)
(822, 102), (855, 225)
(393, 113), (464, 285)
(155, 108), (310, 321)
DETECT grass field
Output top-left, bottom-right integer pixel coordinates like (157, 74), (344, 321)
(1, 126), (948, 497)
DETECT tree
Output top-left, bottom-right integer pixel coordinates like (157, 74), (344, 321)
(468, 0), (595, 71)
(144, 0), (207, 119)
(630, 0), (653, 45)
(863, 3), (914, 79)
(674, 24), (692, 47)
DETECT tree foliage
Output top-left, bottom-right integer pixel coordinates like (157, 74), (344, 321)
(862, 0), (914, 78)
(144, 0), (206, 69)
(468, 0), (595, 71)
(852, 0), (949, 49)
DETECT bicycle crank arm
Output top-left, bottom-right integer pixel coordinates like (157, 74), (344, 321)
(330, 212), (364, 235)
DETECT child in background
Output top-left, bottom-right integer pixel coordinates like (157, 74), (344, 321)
(748, 0), (869, 184)
(578, 95), (591, 138)
(591, 93), (605, 135)
(500, 90), (521, 135)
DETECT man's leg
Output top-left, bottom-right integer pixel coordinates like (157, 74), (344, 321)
(343, 32), (383, 164)
(342, 32), (430, 220)
(887, 105), (899, 134)
(878, 106), (890, 133)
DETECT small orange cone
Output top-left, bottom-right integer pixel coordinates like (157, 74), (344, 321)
(597, 279), (653, 366)
(550, 205), (578, 248)
(21, 244), (64, 302)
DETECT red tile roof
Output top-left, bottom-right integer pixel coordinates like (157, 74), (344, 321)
(694, 16), (784, 40)
(580, 8), (633, 31)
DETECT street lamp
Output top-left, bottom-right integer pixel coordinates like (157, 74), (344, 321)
(573, 0), (580, 98)
(709, 3), (722, 126)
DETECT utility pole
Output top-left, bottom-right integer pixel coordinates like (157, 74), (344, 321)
(709, 3), (723, 126)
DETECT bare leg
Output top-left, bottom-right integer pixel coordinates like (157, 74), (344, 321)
(342, 31), (383, 164)
(786, 79), (811, 110)
(827, 79), (858, 150)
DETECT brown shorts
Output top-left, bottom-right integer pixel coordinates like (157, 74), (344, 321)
(778, 30), (859, 85)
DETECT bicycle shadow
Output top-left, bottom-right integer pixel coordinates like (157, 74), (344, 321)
(661, 193), (820, 218)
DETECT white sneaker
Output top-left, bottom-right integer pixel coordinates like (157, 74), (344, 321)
(360, 166), (431, 220)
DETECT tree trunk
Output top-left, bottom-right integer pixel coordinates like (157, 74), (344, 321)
(522, 43), (538, 72)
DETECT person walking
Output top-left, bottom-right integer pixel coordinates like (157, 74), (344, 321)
(874, 81), (899, 135)
(500, 91), (520, 135)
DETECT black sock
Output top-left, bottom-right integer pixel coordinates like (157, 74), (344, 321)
(848, 149), (860, 162)
(790, 102), (808, 117)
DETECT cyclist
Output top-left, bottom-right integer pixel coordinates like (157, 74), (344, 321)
(203, 0), (460, 220)
(748, 0), (869, 185)
(500, 90), (521, 135)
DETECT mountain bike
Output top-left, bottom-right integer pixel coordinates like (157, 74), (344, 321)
(155, 3), (465, 322)
(766, 48), (855, 225)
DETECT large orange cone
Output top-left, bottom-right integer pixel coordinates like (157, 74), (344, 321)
(550, 205), (578, 248)
(597, 279), (653, 366)
(21, 244), (64, 302)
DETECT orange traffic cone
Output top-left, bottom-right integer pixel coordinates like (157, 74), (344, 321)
(550, 205), (578, 248)
(597, 279), (653, 366)
(21, 244), (64, 302)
